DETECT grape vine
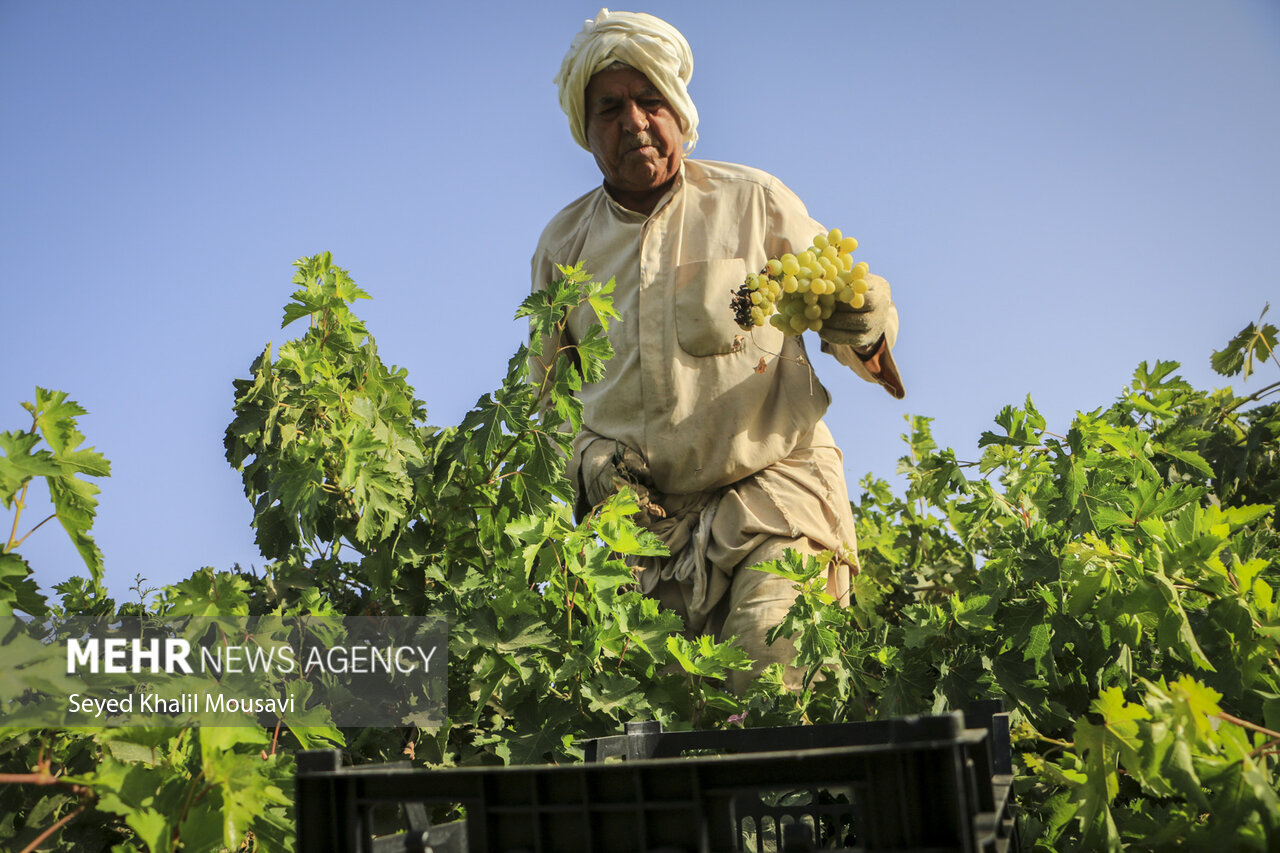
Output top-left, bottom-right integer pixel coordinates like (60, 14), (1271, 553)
(1, 261), (1277, 851)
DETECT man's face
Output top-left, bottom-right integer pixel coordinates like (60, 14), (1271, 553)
(584, 66), (685, 198)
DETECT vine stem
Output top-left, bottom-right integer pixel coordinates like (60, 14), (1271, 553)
(1218, 710), (1280, 742)
(566, 576), (579, 613)
(10, 512), (58, 552)
(1220, 379), (1280, 417)
(0, 771), (77, 786)
(19, 802), (88, 853)
(1248, 738), (1280, 760)
(174, 768), (209, 846)
(0, 766), (94, 853)
(5, 480), (31, 554)
(4, 413), (41, 553)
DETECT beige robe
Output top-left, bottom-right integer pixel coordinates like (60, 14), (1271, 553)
(531, 159), (899, 627)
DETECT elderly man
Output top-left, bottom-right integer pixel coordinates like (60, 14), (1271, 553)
(532, 10), (903, 693)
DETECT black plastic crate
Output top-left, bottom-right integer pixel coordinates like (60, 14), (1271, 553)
(295, 708), (1018, 853)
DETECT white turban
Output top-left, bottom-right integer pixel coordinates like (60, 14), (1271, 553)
(554, 8), (699, 154)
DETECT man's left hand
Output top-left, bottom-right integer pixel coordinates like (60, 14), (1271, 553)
(818, 273), (893, 350)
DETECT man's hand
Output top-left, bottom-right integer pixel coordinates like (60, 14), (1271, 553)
(819, 273), (893, 350)
(583, 440), (667, 522)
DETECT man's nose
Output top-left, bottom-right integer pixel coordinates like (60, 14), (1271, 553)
(620, 101), (648, 133)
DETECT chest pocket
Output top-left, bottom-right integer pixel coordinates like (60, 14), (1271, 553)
(673, 258), (759, 356)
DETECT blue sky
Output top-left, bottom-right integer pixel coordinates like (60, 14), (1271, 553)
(3, 1), (1277, 596)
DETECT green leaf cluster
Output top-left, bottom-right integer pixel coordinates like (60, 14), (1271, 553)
(766, 308), (1280, 847)
(1026, 677), (1280, 851)
(3, 254), (1279, 852)
(0, 571), (322, 851)
(224, 253), (427, 565)
(1, 255), (762, 851)
(1, 388), (110, 619)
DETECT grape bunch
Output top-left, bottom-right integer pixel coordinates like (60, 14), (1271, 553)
(731, 228), (870, 336)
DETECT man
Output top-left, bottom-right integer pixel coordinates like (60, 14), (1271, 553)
(531, 9), (904, 693)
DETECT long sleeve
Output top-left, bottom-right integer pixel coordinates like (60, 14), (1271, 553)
(819, 274), (905, 399)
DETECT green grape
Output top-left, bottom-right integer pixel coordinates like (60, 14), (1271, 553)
(732, 227), (874, 340)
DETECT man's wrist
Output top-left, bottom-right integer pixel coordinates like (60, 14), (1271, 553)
(853, 335), (887, 362)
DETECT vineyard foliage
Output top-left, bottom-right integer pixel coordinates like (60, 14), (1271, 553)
(0, 256), (1277, 851)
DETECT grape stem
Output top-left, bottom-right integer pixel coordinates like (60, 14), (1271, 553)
(744, 328), (819, 396)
